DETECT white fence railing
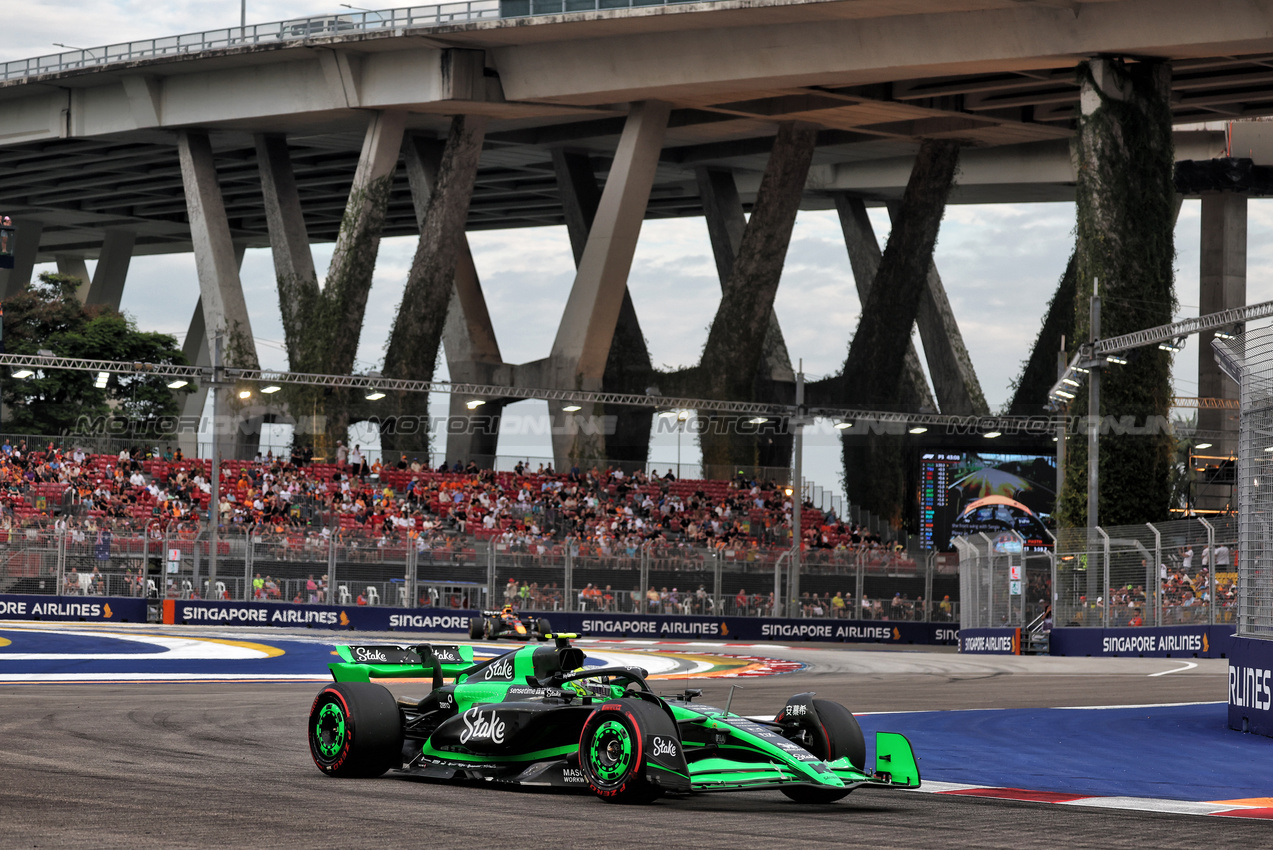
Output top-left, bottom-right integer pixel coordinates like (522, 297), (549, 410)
(1, 0), (709, 82)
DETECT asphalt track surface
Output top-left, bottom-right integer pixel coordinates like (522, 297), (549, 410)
(2, 632), (1271, 849)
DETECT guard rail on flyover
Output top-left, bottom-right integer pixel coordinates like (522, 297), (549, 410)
(0, 0), (700, 82)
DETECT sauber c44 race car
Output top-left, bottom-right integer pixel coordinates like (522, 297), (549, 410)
(469, 607), (553, 641)
(307, 635), (920, 804)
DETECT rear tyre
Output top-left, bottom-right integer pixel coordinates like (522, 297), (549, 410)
(308, 682), (403, 778)
(779, 699), (865, 803)
(468, 618), (483, 640)
(578, 701), (669, 804)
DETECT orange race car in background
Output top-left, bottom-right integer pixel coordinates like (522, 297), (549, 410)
(468, 607), (553, 641)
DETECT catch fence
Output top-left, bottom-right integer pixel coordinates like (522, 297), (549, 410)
(953, 532), (1053, 630)
(0, 529), (958, 623)
(1220, 326), (1273, 639)
(1052, 517), (1236, 628)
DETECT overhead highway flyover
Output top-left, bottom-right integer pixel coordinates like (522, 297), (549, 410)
(1, 0), (1270, 260)
(1, 623), (1270, 846)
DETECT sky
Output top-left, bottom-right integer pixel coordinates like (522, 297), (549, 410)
(7, 3), (1273, 508)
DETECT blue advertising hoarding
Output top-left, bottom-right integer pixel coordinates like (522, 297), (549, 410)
(156, 597), (960, 645)
(959, 627), (1021, 654)
(1228, 636), (1273, 738)
(0, 594), (147, 623)
(1049, 625), (1235, 658)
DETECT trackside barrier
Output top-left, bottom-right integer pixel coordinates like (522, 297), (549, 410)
(156, 598), (960, 645)
(1048, 625), (1235, 658)
(0, 593), (147, 622)
(160, 599), (480, 632)
(959, 628), (1021, 655)
(1228, 637), (1273, 737)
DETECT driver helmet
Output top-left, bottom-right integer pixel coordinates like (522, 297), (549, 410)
(502, 605), (514, 616)
(562, 668), (607, 698)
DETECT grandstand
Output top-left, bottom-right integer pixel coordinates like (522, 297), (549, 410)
(0, 441), (954, 620)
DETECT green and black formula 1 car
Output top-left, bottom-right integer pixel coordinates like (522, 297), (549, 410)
(307, 635), (920, 804)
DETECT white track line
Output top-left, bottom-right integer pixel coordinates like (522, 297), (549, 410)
(1148, 661), (1199, 677)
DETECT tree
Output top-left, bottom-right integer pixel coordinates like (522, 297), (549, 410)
(2, 273), (192, 435)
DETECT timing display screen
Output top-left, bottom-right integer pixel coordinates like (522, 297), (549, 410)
(920, 452), (1056, 551)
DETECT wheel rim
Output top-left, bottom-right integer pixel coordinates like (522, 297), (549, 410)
(587, 719), (633, 784)
(314, 700), (347, 761)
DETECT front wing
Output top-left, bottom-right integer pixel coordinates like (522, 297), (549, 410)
(674, 712), (920, 794)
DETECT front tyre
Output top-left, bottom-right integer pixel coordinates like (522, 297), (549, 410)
(537, 618), (553, 638)
(578, 702), (668, 804)
(780, 699), (865, 804)
(468, 618), (483, 640)
(309, 682), (403, 778)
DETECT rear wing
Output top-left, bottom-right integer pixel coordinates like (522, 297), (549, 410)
(481, 609), (537, 621)
(330, 643), (476, 684)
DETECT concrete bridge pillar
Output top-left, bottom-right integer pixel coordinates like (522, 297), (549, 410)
(885, 202), (988, 416)
(547, 101), (670, 470)
(177, 130), (261, 460)
(696, 165), (796, 473)
(316, 110), (405, 376)
(698, 122), (817, 475)
(383, 116), (489, 462)
(839, 139), (961, 525)
(177, 245), (246, 461)
(56, 256), (90, 290)
(553, 148), (654, 471)
(255, 133), (318, 354)
(832, 195), (935, 413)
(1197, 191), (1246, 510)
(1057, 57), (1176, 528)
(83, 230), (136, 309)
(258, 112), (404, 458)
(386, 126), (502, 467)
(57, 231), (135, 308)
(0, 218), (43, 298)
